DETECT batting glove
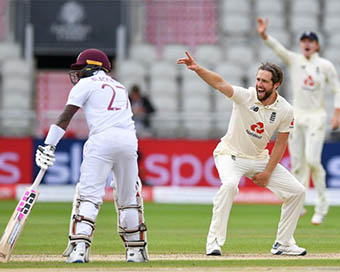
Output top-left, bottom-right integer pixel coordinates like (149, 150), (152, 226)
(35, 145), (56, 170)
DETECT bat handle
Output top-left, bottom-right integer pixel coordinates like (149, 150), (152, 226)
(31, 169), (47, 190)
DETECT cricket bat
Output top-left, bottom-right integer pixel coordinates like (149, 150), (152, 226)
(0, 169), (46, 262)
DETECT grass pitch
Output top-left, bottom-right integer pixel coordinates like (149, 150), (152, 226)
(0, 200), (339, 270)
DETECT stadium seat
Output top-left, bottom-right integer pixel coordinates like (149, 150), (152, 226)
(222, 0), (251, 14)
(129, 43), (158, 66)
(2, 92), (32, 109)
(257, 45), (283, 64)
(2, 58), (32, 79)
(152, 93), (178, 112)
(182, 78), (210, 96)
(255, 0), (285, 14)
(291, 0), (320, 15)
(214, 63), (244, 84)
(290, 14), (319, 34)
(0, 41), (21, 62)
(150, 61), (178, 81)
(221, 14), (251, 36)
(195, 44), (224, 69)
(116, 60), (145, 79)
(151, 112), (181, 138)
(150, 79), (178, 95)
(323, 15), (340, 34)
(182, 112), (212, 138)
(213, 91), (233, 113)
(2, 77), (31, 94)
(182, 95), (211, 112)
(324, 0), (340, 16)
(0, 110), (34, 136)
(226, 44), (254, 67)
(162, 44), (188, 63)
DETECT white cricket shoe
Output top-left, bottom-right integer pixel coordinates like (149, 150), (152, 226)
(311, 213), (325, 225)
(206, 239), (222, 256)
(271, 242), (307, 256)
(66, 242), (86, 263)
(126, 248), (147, 263)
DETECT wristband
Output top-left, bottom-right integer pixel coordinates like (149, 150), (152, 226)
(44, 124), (66, 146)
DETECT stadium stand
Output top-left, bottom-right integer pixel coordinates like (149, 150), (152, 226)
(2, 0), (339, 139)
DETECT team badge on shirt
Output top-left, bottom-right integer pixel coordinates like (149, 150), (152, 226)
(269, 112), (276, 123)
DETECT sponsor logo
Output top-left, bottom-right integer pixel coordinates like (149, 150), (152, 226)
(290, 119), (294, 128)
(250, 105), (259, 112)
(246, 122), (264, 139)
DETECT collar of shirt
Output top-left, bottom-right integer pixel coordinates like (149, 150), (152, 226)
(302, 52), (319, 62)
(254, 92), (280, 109)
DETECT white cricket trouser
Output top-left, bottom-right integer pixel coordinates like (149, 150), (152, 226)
(75, 127), (139, 240)
(288, 113), (328, 215)
(207, 151), (305, 248)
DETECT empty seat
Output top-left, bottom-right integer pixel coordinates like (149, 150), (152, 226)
(226, 44), (254, 67)
(323, 15), (340, 34)
(152, 112), (181, 138)
(182, 79), (210, 96)
(2, 58), (32, 79)
(150, 61), (178, 81)
(182, 95), (211, 112)
(182, 113), (212, 138)
(214, 63), (244, 83)
(222, 0), (251, 14)
(214, 91), (233, 113)
(266, 30), (291, 47)
(290, 14), (319, 34)
(291, 0), (319, 15)
(150, 79), (178, 95)
(221, 14), (251, 36)
(116, 60), (145, 78)
(0, 110), (34, 137)
(129, 43), (157, 66)
(2, 92), (32, 109)
(162, 44), (188, 63)
(152, 93), (178, 112)
(257, 45), (283, 64)
(324, 0), (340, 15)
(195, 44), (224, 68)
(255, 0), (284, 14)
(0, 41), (21, 62)
(2, 77), (31, 94)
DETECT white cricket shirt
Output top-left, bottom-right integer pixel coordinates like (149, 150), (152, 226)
(264, 35), (340, 114)
(66, 71), (135, 136)
(217, 86), (294, 160)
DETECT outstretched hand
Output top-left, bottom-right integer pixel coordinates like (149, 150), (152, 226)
(176, 51), (199, 71)
(257, 17), (268, 39)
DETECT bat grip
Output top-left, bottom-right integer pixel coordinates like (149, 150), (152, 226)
(31, 169), (47, 190)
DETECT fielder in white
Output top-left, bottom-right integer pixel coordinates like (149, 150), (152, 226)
(257, 18), (340, 225)
(35, 49), (148, 263)
(177, 51), (306, 256)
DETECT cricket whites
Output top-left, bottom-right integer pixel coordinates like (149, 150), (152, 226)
(0, 169), (46, 262)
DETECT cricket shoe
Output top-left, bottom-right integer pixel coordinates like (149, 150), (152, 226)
(66, 242), (86, 263)
(126, 248), (148, 263)
(311, 213), (325, 225)
(271, 242), (307, 256)
(206, 239), (222, 256)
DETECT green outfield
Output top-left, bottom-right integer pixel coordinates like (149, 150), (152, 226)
(0, 200), (339, 270)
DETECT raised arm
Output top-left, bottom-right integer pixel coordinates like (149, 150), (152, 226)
(177, 51), (234, 98)
(257, 18), (293, 65)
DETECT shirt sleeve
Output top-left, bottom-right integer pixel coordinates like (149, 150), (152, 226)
(264, 35), (295, 65)
(325, 61), (340, 109)
(230, 86), (252, 105)
(278, 107), (294, 133)
(66, 80), (90, 108)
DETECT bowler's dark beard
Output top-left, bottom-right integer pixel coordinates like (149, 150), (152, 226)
(256, 87), (274, 101)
